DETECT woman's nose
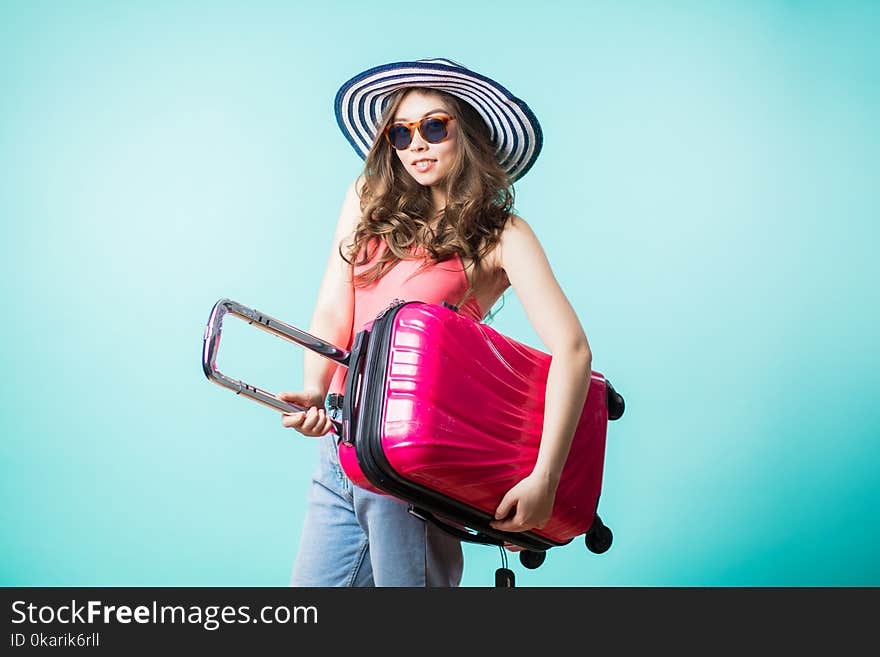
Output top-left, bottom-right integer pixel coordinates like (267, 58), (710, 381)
(409, 129), (428, 151)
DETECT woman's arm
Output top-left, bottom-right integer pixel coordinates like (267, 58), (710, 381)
(278, 176), (362, 436)
(300, 177), (362, 397)
(489, 215), (593, 533)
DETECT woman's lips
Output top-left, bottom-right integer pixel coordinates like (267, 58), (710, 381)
(413, 159), (436, 172)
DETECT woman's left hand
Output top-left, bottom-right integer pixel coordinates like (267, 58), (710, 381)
(489, 473), (558, 533)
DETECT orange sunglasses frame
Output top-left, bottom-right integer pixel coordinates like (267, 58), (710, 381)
(384, 115), (457, 149)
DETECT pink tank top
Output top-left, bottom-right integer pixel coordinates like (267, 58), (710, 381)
(327, 240), (484, 397)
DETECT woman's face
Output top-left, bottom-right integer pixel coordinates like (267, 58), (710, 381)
(390, 90), (458, 187)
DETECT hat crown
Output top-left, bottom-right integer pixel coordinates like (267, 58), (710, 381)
(415, 57), (468, 69)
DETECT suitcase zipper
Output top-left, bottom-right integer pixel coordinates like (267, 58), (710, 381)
(374, 298), (406, 320)
(354, 301), (408, 485)
(338, 299), (406, 446)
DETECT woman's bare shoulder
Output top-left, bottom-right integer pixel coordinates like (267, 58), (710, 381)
(492, 213), (534, 267)
(351, 174), (367, 200)
(335, 175), (367, 242)
(500, 213), (532, 237)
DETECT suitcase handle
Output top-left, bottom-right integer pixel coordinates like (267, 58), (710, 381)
(202, 298), (349, 431)
(408, 506), (555, 551)
(407, 506), (504, 546)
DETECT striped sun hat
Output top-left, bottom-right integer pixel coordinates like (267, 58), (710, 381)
(334, 58), (543, 183)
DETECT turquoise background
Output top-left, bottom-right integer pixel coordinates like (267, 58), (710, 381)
(1, 1), (877, 587)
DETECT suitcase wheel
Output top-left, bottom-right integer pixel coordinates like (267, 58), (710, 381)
(585, 514), (613, 554)
(605, 380), (625, 421)
(519, 550), (547, 569)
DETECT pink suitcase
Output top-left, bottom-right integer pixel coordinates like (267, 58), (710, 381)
(203, 298), (624, 572)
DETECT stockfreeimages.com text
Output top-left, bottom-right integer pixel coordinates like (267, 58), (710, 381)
(11, 600), (317, 631)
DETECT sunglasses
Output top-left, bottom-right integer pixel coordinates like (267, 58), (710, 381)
(384, 115), (456, 150)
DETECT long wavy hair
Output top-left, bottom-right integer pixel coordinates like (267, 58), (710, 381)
(340, 87), (515, 306)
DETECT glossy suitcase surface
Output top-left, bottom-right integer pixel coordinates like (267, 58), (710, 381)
(336, 300), (621, 554)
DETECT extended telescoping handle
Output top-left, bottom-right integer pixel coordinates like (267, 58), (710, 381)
(202, 298), (349, 430)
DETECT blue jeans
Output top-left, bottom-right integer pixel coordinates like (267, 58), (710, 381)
(290, 429), (463, 587)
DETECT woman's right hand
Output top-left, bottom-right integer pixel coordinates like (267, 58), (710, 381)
(277, 390), (333, 437)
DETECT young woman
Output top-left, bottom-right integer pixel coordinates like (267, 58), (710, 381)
(278, 59), (593, 587)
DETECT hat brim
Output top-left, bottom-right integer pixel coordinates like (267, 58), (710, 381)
(334, 59), (543, 183)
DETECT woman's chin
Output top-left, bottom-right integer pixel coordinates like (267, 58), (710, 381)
(409, 170), (444, 186)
